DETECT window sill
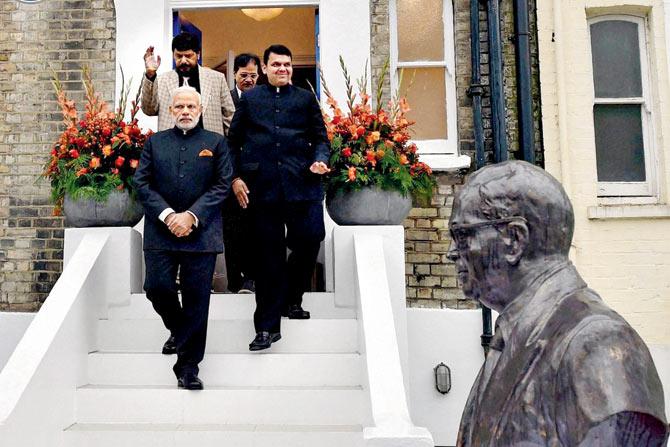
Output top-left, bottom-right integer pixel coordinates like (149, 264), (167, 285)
(420, 154), (471, 172)
(587, 204), (670, 220)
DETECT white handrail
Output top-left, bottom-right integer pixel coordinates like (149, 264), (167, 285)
(0, 232), (109, 442)
(353, 233), (433, 446)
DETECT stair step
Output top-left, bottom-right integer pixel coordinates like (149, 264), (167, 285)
(88, 352), (362, 387)
(64, 423), (365, 447)
(108, 292), (356, 320)
(97, 319), (359, 354)
(75, 386), (369, 425)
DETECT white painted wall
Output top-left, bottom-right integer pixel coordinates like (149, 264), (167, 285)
(406, 309), (670, 447)
(0, 313), (34, 373)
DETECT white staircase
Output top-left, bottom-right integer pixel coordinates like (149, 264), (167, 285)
(0, 227), (433, 446)
(63, 292), (370, 446)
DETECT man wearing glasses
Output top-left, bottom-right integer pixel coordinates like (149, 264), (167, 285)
(221, 53), (262, 294)
(450, 161), (667, 446)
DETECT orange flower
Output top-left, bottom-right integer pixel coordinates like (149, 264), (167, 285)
(89, 157), (101, 169)
(75, 168), (89, 177)
(347, 166), (357, 182)
(399, 97), (411, 113)
(375, 149), (385, 160)
(129, 159), (139, 169)
(365, 150), (377, 166)
(365, 131), (380, 146)
(102, 145), (112, 157)
(399, 154), (409, 165)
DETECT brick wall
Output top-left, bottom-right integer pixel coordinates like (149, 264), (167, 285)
(370, 0), (543, 309)
(0, 0), (116, 311)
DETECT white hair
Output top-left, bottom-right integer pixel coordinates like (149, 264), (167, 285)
(170, 85), (201, 105)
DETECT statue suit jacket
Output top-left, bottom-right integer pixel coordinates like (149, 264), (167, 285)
(227, 83), (329, 203)
(457, 262), (668, 446)
(141, 65), (235, 136)
(134, 126), (232, 253)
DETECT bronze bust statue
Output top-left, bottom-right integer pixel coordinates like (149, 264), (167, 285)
(449, 161), (668, 446)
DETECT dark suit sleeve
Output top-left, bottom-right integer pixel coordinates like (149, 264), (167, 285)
(133, 136), (171, 221)
(307, 93), (330, 165)
(187, 136), (233, 227)
(227, 94), (247, 179)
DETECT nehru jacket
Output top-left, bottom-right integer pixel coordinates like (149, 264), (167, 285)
(228, 83), (329, 203)
(134, 126), (233, 253)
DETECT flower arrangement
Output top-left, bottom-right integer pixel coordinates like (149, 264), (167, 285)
(42, 67), (151, 214)
(320, 57), (435, 201)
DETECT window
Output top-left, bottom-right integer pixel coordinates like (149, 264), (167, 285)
(390, 0), (466, 170)
(589, 15), (656, 197)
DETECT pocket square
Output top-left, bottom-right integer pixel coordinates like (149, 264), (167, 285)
(198, 149), (213, 157)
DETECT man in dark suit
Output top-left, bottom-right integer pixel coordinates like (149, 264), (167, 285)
(135, 86), (232, 389)
(228, 44), (330, 351)
(222, 53), (261, 294)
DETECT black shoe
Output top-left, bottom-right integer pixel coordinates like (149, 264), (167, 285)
(238, 279), (255, 294)
(249, 331), (281, 351)
(177, 372), (203, 390)
(284, 304), (310, 320)
(162, 335), (177, 355)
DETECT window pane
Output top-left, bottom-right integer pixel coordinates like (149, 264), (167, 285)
(593, 104), (645, 182)
(399, 68), (447, 140)
(590, 20), (642, 98)
(397, 0), (444, 62)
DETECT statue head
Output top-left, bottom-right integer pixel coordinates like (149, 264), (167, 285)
(447, 160), (574, 310)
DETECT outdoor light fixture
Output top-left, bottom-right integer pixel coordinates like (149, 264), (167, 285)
(241, 8), (284, 21)
(434, 362), (451, 394)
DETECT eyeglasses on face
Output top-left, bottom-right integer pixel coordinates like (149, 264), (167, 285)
(238, 73), (259, 80)
(449, 216), (527, 248)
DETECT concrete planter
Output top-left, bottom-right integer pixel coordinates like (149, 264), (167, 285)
(63, 191), (143, 227)
(326, 187), (413, 225)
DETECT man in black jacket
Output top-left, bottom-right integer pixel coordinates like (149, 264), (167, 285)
(228, 44), (330, 351)
(135, 86), (232, 389)
(221, 53), (262, 294)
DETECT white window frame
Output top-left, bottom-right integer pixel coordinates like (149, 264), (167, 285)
(588, 14), (657, 198)
(389, 0), (468, 171)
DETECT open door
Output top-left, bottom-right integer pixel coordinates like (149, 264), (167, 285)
(172, 11), (203, 67)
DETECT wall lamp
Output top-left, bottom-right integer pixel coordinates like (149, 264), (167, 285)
(434, 362), (451, 394)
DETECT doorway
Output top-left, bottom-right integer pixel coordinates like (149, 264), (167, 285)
(174, 7), (318, 93)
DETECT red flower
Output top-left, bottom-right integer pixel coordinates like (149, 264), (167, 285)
(110, 168), (119, 175)
(101, 127), (112, 137)
(68, 149), (80, 159)
(341, 147), (352, 158)
(114, 156), (125, 168)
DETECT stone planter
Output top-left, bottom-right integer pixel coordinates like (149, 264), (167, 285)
(63, 190), (144, 227)
(326, 187), (413, 225)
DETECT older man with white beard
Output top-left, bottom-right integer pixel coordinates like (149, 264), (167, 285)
(134, 86), (233, 390)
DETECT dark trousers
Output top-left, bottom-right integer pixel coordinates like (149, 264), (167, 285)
(222, 196), (255, 292)
(143, 250), (217, 377)
(249, 200), (325, 333)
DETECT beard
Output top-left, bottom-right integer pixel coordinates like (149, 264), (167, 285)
(174, 113), (201, 131)
(177, 63), (197, 76)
